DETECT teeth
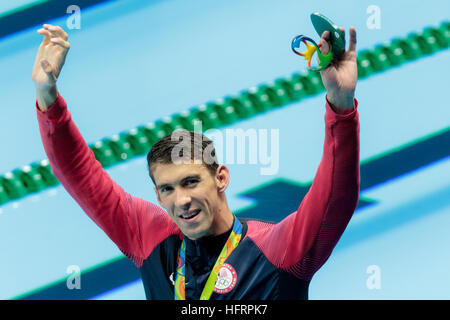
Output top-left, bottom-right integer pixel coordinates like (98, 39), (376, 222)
(181, 210), (200, 219)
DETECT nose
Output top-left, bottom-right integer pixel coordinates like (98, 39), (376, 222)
(174, 188), (191, 211)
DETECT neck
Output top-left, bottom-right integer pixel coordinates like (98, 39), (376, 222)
(211, 208), (234, 236)
(209, 191), (235, 237)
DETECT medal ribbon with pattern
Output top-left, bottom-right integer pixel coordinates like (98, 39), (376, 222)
(174, 216), (242, 300)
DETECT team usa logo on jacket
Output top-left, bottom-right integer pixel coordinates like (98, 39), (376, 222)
(214, 263), (237, 294)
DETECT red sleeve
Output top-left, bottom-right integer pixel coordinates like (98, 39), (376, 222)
(246, 98), (360, 280)
(36, 94), (180, 267)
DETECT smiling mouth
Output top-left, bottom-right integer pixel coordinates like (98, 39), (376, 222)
(179, 209), (201, 220)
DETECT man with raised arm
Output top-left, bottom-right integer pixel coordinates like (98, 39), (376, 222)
(33, 23), (359, 300)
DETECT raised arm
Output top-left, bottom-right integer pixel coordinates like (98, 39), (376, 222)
(247, 27), (360, 280)
(32, 25), (179, 267)
(32, 24), (68, 110)
(320, 27), (358, 113)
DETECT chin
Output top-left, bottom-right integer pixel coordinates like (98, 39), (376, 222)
(183, 226), (211, 240)
(177, 210), (213, 239)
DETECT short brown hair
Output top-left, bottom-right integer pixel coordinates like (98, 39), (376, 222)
(147, 130), (219, 185)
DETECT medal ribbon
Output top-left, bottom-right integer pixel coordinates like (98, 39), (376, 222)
(174, 216), (242, 300)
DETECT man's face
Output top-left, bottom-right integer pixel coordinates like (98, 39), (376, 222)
(152, 161), (227, 239)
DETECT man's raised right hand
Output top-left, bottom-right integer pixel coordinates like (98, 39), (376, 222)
(32, 24), (70, 110)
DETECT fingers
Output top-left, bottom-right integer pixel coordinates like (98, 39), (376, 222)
(348, 27), (357, 52)
(50, 37), (71, 49)
(37, 24), (70, 50)
(43, 24), (69, 40)
(319, 30), (330, 55)
(331, 26), (356, 53)
(37, 28), (51, 45)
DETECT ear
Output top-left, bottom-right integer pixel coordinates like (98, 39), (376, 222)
(215, 165), (229, 193)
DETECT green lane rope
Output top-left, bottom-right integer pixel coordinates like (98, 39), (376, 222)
(0, 21), (448, 207)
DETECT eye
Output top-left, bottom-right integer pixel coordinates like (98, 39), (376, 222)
(184, 179), (199, 187)
(160, 186), (173, 193)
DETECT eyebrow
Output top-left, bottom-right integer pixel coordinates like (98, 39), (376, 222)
(156, 174), (201, 191)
